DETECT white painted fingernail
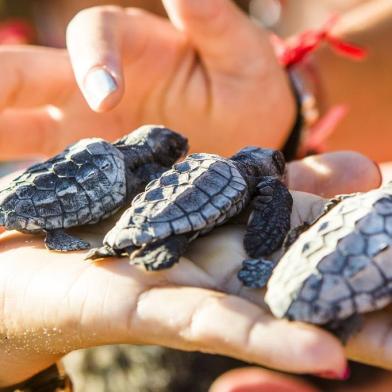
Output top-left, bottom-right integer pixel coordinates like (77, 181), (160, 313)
(84, 68), (117, 110)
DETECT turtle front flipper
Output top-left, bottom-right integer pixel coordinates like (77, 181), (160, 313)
(45, 229), (90, 251)
(244, 176), (293, 258)
(130, 235), (189, 271)
(238, 258), (275, 288)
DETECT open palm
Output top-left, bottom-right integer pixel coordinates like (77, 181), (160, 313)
(0, 152), (382, 387)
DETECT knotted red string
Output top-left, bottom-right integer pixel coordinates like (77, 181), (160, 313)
(271, 15), (367, 156)
(271, 15), (367, 68)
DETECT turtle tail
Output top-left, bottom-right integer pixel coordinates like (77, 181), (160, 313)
(84, 245), (119, 261)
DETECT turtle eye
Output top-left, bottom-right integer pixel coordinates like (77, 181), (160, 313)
(100, 161), (111, 171)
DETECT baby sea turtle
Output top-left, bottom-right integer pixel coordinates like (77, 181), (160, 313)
(86, 147), (293, 270)
(264, 182), (392, 341)
(0, 125), (188, 251)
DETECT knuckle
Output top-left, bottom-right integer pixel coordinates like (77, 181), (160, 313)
(186, 296), (221, 342)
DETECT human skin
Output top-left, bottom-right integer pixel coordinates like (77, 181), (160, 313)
(2, 0), (392, 162)
(0, 0), (296, 159)
(64, 0), (392, 162)
(209, 365), (392, 392)
(0, 151), (382, 387)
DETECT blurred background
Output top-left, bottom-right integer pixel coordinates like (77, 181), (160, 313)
(0, 1), (385, 391)
(0, 0), (372, 47)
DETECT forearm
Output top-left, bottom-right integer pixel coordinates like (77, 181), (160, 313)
(301, 0), (392, 161)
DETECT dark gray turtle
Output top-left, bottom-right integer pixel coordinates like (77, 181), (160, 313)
(86, 147), (293, 271)
(0, 125), (188, 251)
(264, 182), (392, 341)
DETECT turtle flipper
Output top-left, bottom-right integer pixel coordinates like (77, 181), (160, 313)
(244, 176), (293, 258)
(326, 314), (363, 344)
(238, 258), (275, 288)
(45, 229), (90, 252)
(130, 235), (189, 271)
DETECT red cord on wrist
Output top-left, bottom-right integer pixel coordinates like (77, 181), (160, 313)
(275, 15), (367, 157)
(271, 14), (367, 68)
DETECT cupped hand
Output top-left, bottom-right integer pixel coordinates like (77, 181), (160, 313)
(0, 151), (380, 387)
(0, 0), (295, 160)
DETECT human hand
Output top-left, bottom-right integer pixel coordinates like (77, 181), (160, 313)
(0, 0), (295, 160)
(191, 157), (392, 374)
(0, 151), (380, 387)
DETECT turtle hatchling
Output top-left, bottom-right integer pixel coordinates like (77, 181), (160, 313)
(86, 147), (293, 271)
(264, 182), (392, 341)
(0, 125), (188, 251)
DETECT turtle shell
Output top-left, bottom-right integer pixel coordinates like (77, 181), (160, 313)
(0, 138), (126, 232)
(103, 153), (249, 250)
(265, 182), (392, 325)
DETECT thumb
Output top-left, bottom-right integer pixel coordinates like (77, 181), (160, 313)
(162, 0), (277, 76)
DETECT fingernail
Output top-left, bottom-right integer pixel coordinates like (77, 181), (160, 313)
(314, 365), (350, 381)
(84, 68), (117, 110)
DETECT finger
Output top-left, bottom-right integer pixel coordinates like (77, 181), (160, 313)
(0, 108), (58, 159)
(67, 6), (182, 113)
(122, 286), (346, 376)
(345, 308), (392, 370)
(162, 0), (277, 76)
(66, 6), (125, 112)
(288, 151), (382, 197)
(209, 367), (320, 392)
(0, 46), (74, 110)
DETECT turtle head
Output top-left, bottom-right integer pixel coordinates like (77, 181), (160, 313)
(231, 147), (286, 179)
(113, 125), (189, 167)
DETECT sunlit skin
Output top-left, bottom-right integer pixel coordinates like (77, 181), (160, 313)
(2, 1), (392, 161)
(0, 0), (295, 160)
(2, 0), (392, 162)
